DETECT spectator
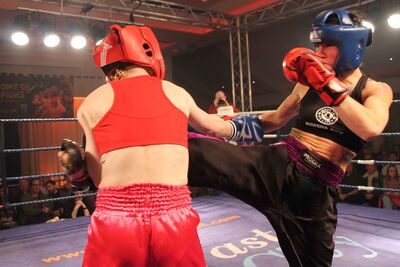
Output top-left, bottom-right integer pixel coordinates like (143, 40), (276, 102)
(70, 196), (92, 218)
(207, 90), (240, 115)
(379, 165), (400, 210)
(380, 151), (400, 177)
(338, 163), (363, 204)
(361, 163), (382, 207)
(0, 185), (17, 229)
(19, 179), (53, 225)
(45, 180), (70, 218)
(11, 179), (30, 203)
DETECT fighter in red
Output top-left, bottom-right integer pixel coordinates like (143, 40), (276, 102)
(58, 24), (263, 267)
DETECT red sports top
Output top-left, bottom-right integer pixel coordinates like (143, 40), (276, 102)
(92, 76), (188, 156)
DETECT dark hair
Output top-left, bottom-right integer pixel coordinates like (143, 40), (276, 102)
(325, 10), (365, 26)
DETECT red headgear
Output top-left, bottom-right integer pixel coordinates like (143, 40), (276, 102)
(93, 24), (165, 79)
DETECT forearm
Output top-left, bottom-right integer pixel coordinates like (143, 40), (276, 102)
(71, 206), (80, 218)
(83, 208), (90, 216)
(334, 97), (388, 140)
(261, 110), (291, 133)
(190, 114), (233, 138)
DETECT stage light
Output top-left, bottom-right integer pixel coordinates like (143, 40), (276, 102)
(10, 15), (30, 46)
(44, 34), (60, 48)
(388, 13), (400, 29)
(67, 22), (87, 49)
(11, 32), (29, 46)
(71, 35), (87, 49)
(39, 19), (60, 48)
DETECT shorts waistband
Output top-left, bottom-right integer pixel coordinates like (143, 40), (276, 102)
(95, 183), (192, 214)
(283, 136), (344, 188)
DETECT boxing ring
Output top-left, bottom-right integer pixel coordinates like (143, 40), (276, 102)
(0, 193), (399, 267)
(1, 110), (400, 267)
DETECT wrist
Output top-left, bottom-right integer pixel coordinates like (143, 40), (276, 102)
(227, 120), (237, 140)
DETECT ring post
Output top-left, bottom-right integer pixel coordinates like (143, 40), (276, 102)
(0, 122), (10, 209)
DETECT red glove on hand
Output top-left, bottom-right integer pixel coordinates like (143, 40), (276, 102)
(283, 47), (349, 106)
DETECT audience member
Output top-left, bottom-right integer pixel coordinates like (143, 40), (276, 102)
(379, 165), (400, 210)
(380, 151), (400, 176)
(45, 180), (70, 218)
(70, 196), (92, 218)
(0, 185), (17, 229)
(19, 179), (53, 225)
(207, 90), (240, 115)
(360, 163), (382, 207)
(338, 163), (363, 204)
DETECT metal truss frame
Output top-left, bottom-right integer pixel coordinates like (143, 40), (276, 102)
(229, 17), (253, 112)
(6, 0), (378, 111)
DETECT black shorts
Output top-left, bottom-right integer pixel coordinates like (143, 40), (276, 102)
(188, 135), (340, 267)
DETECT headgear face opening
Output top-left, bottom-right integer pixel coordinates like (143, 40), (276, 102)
(92, 24), (165, 80)
(309, 9), (372, 77)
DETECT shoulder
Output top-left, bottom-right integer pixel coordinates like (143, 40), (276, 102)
(364, 78), (393, 103)
(161, 80), (192, 100)
(79, 83), (112, 113)
(77, 83), (113, 124)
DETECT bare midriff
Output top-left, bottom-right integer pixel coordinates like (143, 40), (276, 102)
(289, 128), (356, 171)
(98, 144), (189, 188)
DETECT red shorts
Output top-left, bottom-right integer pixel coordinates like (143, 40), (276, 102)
(83, 184), (206, 267)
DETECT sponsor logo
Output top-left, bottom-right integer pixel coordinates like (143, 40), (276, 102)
(315, 107), (338, 125)
(309, 30), (321, 43)
(301, 152), (323, 171)
(100, 43), (112, 67)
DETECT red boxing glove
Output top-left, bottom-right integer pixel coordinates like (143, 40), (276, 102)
(282, 47), (312, 86)
(283, 48), (349, 106)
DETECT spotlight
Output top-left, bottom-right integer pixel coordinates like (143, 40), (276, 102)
(39, 19), (60, 48)
(71, 35), (87, 49)
(68, 22), (87, 49)
(11, 32), (29, 46)
(44, 34), (60, 48)
(81, 3), (94, 14)
(10, 15), (30, 46)
(388, 13), (400, 29)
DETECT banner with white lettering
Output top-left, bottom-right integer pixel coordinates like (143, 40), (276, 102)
(0, 73), (73, 118)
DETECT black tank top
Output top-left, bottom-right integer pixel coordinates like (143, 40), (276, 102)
(294, 74), (368, 153)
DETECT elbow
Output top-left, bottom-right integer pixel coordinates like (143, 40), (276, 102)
(360, 129), (382, 142)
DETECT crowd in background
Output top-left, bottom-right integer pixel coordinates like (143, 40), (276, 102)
(0, 177), (95, 230)
(1, 91), (399, 230)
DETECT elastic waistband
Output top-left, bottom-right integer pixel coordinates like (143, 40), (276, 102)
(95, 183), (192, 215)
(283, 136), (344, 188)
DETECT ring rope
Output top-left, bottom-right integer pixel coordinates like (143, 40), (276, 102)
(0, 99), (398, 123)
(0, 192), (97, 209)
(4, 146), (62, 153)
(340, 184), (400, 192)
(350, 160), (400, 165)
(2, 184), (398, 210)
(4, 145), (84, 153)
(0, 118), (77, 123)
(6, 173), (66, 182)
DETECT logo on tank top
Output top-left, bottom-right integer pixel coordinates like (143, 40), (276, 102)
(315, 107), (338, 125)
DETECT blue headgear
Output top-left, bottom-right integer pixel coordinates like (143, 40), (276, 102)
(309, 9), (372, 76)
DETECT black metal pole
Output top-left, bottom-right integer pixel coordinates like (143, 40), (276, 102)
(0, 122), (10, 209)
